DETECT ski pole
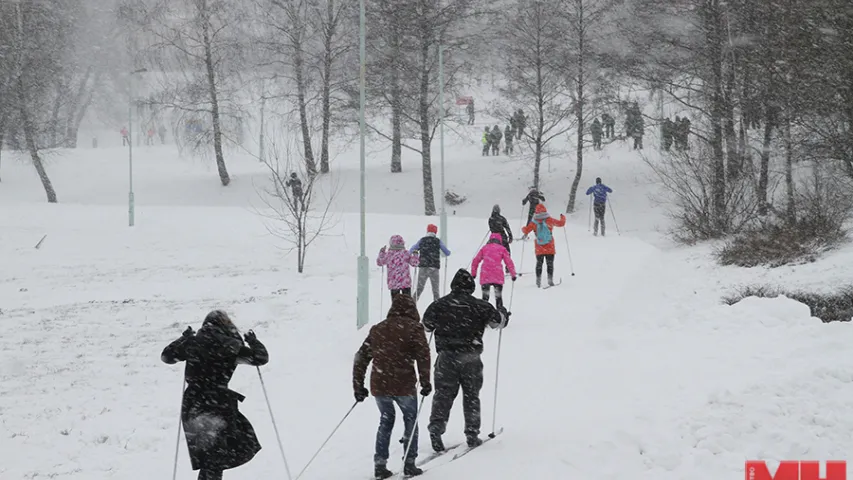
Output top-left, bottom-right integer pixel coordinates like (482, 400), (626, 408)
(379, 266), (385, 319)
(468, 231), (489, 265)
(257, 367), (294, 480)
(517, 237), (526, 277)
(171, 381), (184, 480)
(588, 197), (592, 232)
(397, 332), (433, 479)
(442, 256), (448, 296)
(608, 198), (621, 235)
(294, 402), (359, 480)
(561, 227), (576, 276)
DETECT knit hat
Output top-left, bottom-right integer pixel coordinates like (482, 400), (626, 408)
(535, 203), (547, 213)
(596, 177), (602, 184)
(389, 235), (405, 250)
(427, 224), (438, 234)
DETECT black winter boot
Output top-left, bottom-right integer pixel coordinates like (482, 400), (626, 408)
(467, 435), (483, 448)
(548, 275), (555, 287)
(536, 276), (541, 288)
(375, 465), (394, 479)
(430, 431), (445, 452)
(403, 462), (423, 477)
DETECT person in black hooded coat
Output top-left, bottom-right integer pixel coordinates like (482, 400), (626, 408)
(422, 269), (507, 452)
(161, 310), (269, 480)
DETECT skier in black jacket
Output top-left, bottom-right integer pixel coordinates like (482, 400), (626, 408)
(162, 310), (268, 480)
(488, 204), (514, 266)
(423, 269), (507, 453)
(408, 224), (451, 304)
(522, 187), (546, 230)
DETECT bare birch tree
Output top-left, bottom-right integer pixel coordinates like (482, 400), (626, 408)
(256, 136), (339, 273)
(496, 0), (575, 191)
(137, 0), (249, 186)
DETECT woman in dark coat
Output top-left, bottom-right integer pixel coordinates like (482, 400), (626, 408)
(162, 310), (269, 480)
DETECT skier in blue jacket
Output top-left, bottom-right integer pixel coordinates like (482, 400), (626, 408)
(585, 177), (612, 237)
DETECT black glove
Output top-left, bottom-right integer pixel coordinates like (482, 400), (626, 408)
(182, 326), (194, 337)
(354, 386), (369, 402)
(511, 276), (517, 282)
(244, 330), (257, 343)
(420, 384), (432, 397)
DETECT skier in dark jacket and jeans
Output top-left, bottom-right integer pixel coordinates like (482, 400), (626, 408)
(161, 310), (268, 480)
(423, 269), (507, 452)
(353, 294), (432, 479)
(409, 224), (451, 303)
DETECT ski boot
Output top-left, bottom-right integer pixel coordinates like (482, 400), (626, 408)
(535, 276), (541, 288)
(375, 465), (394, 479)
(466, 435), (483, 448)
(430, 431), (445, 452)
(548, 275), (555, 287)
(403, 462), (423, 477)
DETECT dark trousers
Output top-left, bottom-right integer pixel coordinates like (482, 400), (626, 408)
(198, 470), (222, 480)
(633, 135), (643, 150)
(390, 288), (411, 299)
(526, 207), (536, 226)
(605, 124), (614, 138)
(592, 135), (602, 150)
(429, 352), (484, 438)
(482, 143), (490, 156)
(535, 254), (555, 278)
(375, 396), (419, 466)
(482, 283), (504, 309)
(593, 202), (606, 235)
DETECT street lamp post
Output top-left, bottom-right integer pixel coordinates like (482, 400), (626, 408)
(439, 44), (447, 248)
(128, 67), (147, 227)
(356, 0), (369, 329)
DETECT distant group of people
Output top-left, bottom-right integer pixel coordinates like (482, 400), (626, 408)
(590, 113), (616, 150)
(661, 116), (692, 151)
(480, 109), (527, 156)
(120, 124), (167, 146)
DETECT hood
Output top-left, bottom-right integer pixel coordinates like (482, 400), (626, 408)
(492, 204), (501, 215)
(389, 235), (405, 250)
(488, 232), (503, 244)
(450, 269), (476, 295)
(535, 203), (547, 213)
(386, 294), (420, 322)
(201, 310), (243, 353)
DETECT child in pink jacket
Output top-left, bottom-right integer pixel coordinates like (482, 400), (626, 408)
(471, 233), (517, 310)
(377, 235), (420, 299)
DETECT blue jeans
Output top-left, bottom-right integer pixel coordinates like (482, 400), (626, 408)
(374, 396), (419, 466)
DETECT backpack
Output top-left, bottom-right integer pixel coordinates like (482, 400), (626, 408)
(534, 219), (552, 246)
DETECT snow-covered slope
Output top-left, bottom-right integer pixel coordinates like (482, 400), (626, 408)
(2, 119), (852, 480)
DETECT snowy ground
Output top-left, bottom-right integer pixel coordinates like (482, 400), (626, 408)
(2, 115), (853, 480)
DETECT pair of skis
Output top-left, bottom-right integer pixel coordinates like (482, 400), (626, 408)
(376, 428), (504, 479)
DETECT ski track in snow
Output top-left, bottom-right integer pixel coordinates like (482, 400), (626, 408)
(2, 115), (853, 479)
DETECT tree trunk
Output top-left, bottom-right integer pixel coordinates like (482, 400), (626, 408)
(758, 115), (772, 215)
(201, 11), (230, 186)
(390, 30), (403, 173)
(784, 118), (795, 224)
(65, 68), (98, 148)
(418, 38), (435, 216)
(319, 0), (335, 174)
(18, 77), (57, 203)
(567, 11), (585, 214)
(293, 34), (317, 176)
(724, 62), (740, 179)
(50, 80), (65, 148)
(705, 0), (727, 233)
(532, 37), (544, 189)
